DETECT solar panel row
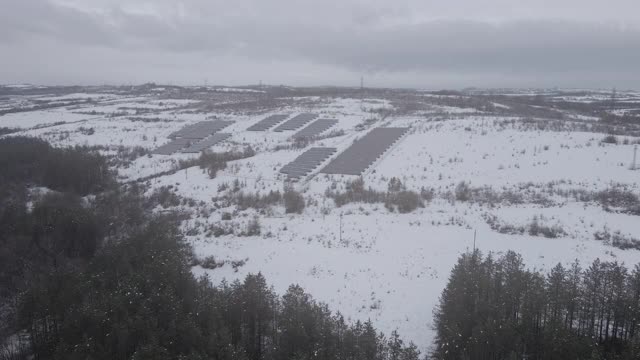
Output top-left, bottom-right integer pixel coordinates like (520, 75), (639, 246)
(320, 127), (410, 175)
(280, 147), (337, 179)
(247, 114), (289, 131)
(152, 138), (193, 155)
(173, 120), (234, 139)
(168, 123), (201, 138)
(180, 133), (232, 153)
(273, 113), (318, 132)
(293, 119), (338, 139)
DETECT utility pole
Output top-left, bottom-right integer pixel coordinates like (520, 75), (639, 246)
(632, 145), (638, 170)
(360, 76), (364, 109)
(339, 212), (343, 243)
(256, 80), (262, 111)
(473, 229), (477, 252)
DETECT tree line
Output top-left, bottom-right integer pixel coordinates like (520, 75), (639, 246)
(17, 221), (421, 360)
(0, 136), (111, 195)
(433, 250), (640, 360)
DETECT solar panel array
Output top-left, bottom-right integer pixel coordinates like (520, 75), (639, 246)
(247, 114), (289, 131)
(273, 113), (318, 132)
(154, 120), (234, 155)
(152, 138), (193, 155)
(180, 133), (232, 153)
(321, 127), (410, 175)
(280, 147), (337, 180)
(293, 119), (338, 139)
(170, 120), (234, 139)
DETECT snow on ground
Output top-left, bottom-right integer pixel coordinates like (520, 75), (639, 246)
(490, 203), (640, 240)
(4, 89), (640, 354)
(34, 93), (122, 101)
(0, 110), (92, 129)
(191, 201), (640, 352)
(369, 118), (639, 192)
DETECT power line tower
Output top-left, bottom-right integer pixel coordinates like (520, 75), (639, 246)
(256, 80), (263, 111)
(610, 87), (617, 112)
(360, 76), (365, 109)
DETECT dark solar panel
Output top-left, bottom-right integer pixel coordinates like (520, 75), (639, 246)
(152, 138), (193, 155)
(293, 119), (338, 139)
(168, 124), (197, 138)
(320, 127), (409, 175)
(273, 113), (318, 132)
(247, 114), (289, 131)
(180, 133), (231, 153)
(170, 120), (234, 139)
(157, 120), (233, 154)
(280, 147), (337, 180)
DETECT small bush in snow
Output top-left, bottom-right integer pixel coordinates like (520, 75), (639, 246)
(420, 187), (435, 202)
(231, 259), (248, 272)
(392, 191), (422, 214)
(594, 227), (640, 250)
(528, 217), (566, 238)
(284, 188), (305, 214)
(149, 186), (181, 208)
(594, 188), (639, 209)
(326, 178), (423, 213)
(200, 255), (224, 269)
(601, 135), (619, 144)
(455, 181), (471, 202)
(245, 216), (261, 236)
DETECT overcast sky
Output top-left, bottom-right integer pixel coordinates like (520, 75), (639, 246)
(1, 0), (639, 89)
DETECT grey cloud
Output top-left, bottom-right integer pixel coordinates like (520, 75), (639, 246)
(1, 0), (639, 88)
(0, 1), (117, 46)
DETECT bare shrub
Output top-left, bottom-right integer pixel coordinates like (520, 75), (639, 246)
(227, 190), (282, 211)
(484, 214), (565, 238)
(245, 216), (261, 236)
(601, 134), (619, 144)
(455, 181), (471, 202)
(178, 146), (256, 178)
(284, 188), (305, 214)
(231, 258), (248, 272)
(148, 186), (181, 208)
(528, 216), (566, 238)
(594, 227), (640, 250)
(594, 188), (639, 209)
(392, 190), (422, 213)
(326, 178), (423, 213)
(420, 187), (435, 202)
(200, 255), (224, 269)
(208, 224), (234, 237)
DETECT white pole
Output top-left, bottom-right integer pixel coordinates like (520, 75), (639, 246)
(339, 213), (343, 243)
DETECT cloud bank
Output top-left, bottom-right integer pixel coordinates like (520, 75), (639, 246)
(1, 0), (639, 88)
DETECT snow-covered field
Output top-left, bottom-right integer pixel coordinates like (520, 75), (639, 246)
(2, 86), (639, 352)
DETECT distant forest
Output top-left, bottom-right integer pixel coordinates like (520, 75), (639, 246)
(0, 137), (419, 359)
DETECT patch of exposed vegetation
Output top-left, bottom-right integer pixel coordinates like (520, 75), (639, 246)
(326, 177), (424, 213)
